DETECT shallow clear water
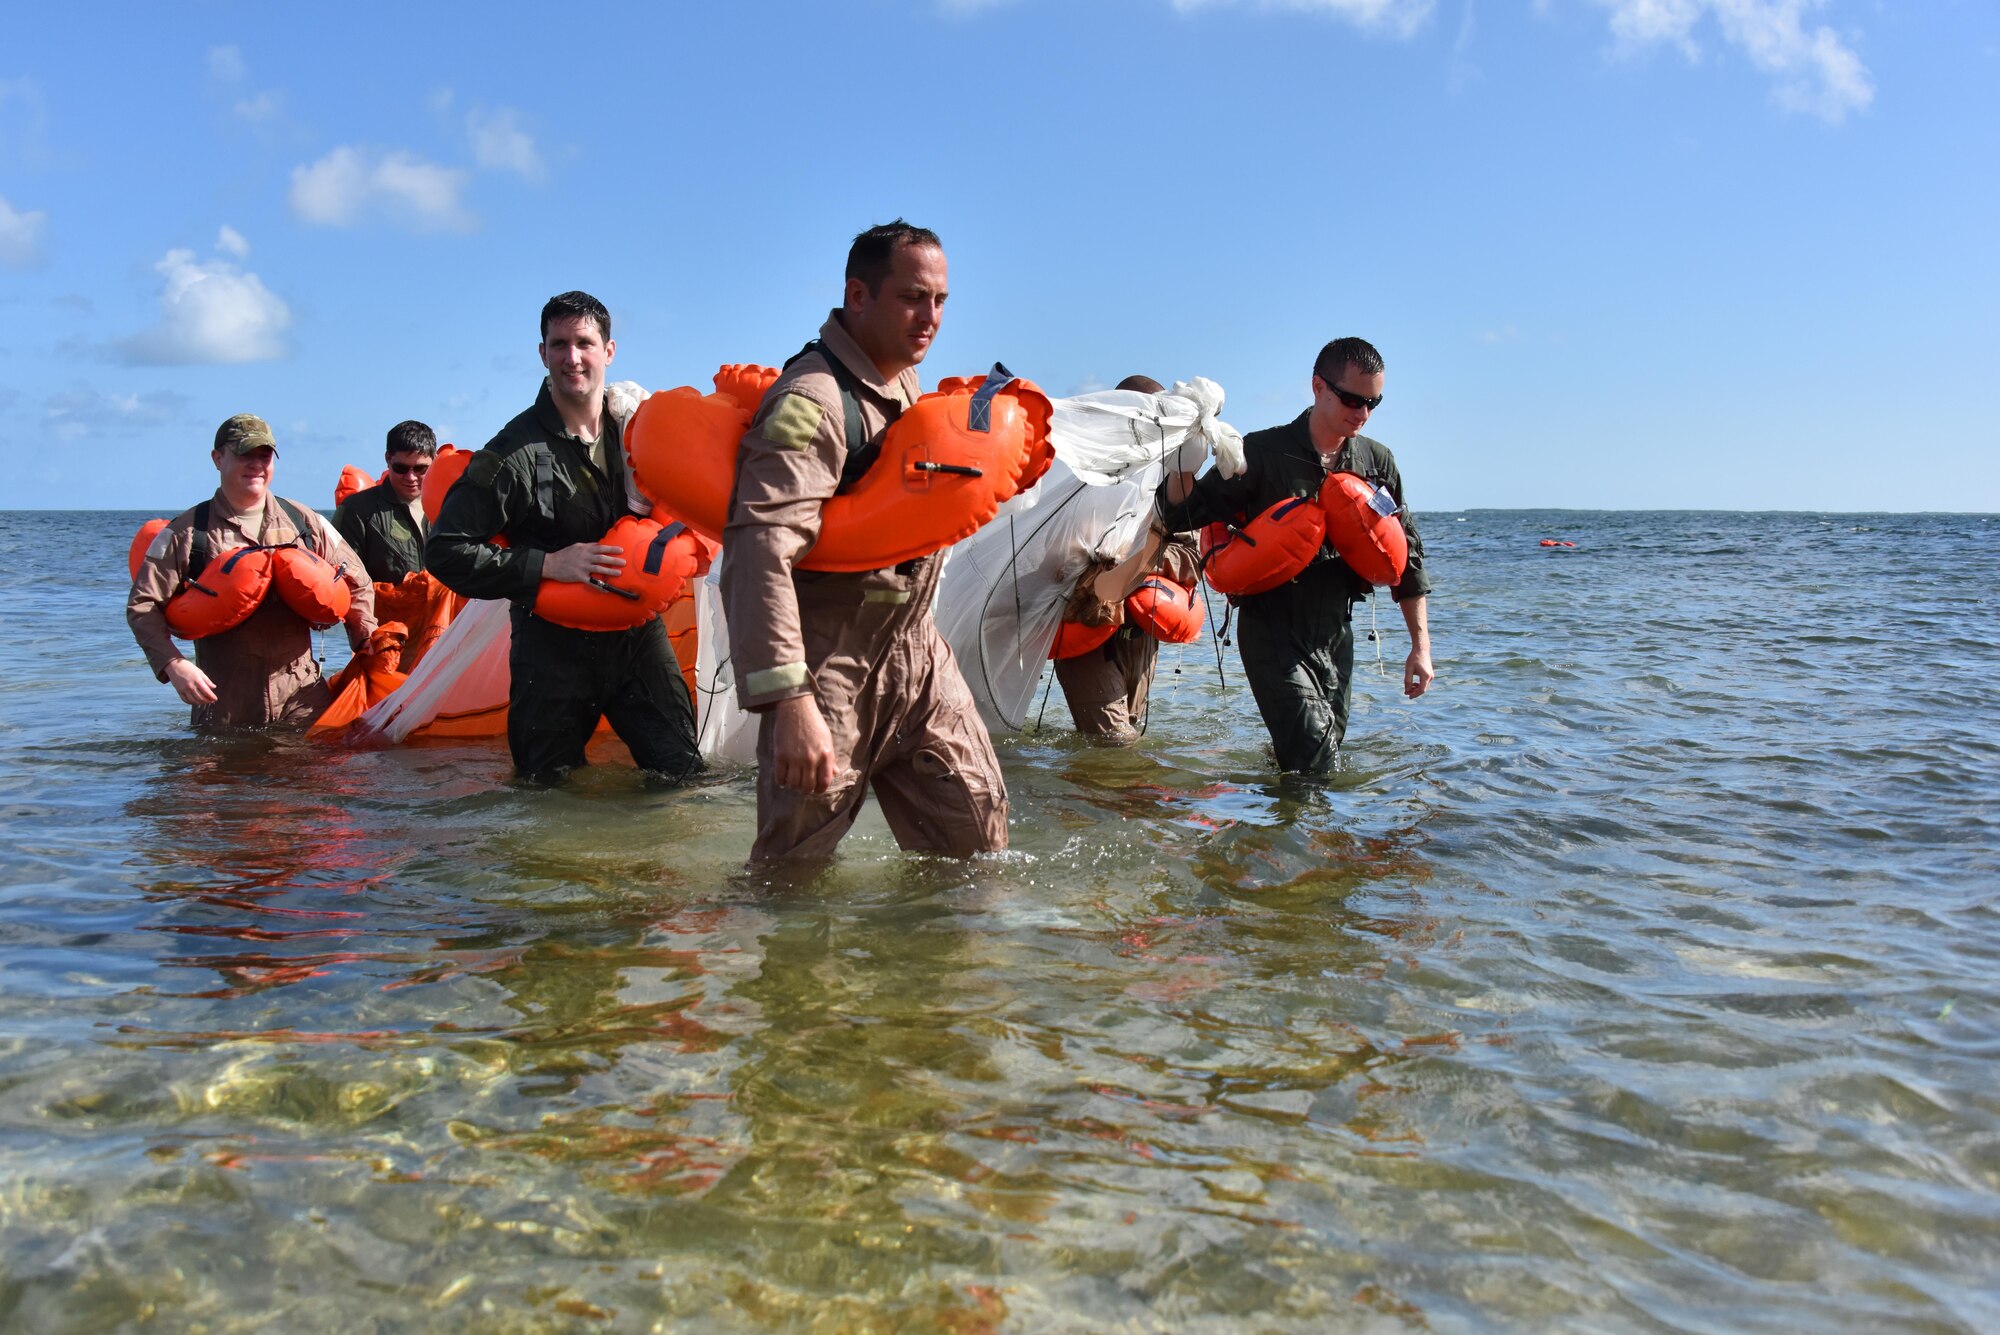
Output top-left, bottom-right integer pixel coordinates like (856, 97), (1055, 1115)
(1, 509), (1995, 1333)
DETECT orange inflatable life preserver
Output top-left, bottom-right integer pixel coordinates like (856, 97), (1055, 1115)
(1125, 576), (1205, 644)
(627, 363), (1053, 572)
(1202, 495), (1327, 597)
(164, 546), (276, 639)
(1049, 620), (1117, 660)
(1320, 471), (1408, 588)
(335, 465), (383, 508)
(129, 518), (170, 580)
(713, 363), (779, 415)
(531, 516), (715, 632)
(273, 544), (353, 628)
(422, 444), (470, 525)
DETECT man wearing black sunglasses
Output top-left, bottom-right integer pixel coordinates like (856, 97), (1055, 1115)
(335, 419), (437, 584)
(1157, 337), (1432, 774)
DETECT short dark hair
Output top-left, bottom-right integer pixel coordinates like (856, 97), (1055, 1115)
(845, 220), (943, 296)
(1314, 337), (1384, 384)
(385, 420), (437, 459)
(541, 290), (611, 342)
(1115, 375), (1164, 394)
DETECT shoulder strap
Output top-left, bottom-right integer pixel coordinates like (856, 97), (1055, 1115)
(274, 497), (320, 553)
(785, 339), (871, 493)
(187, 501), (214, 582)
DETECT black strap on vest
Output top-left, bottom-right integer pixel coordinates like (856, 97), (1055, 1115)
(643, 521), (685, 576)
(784, 339), (872, 493)
(187, 496), (320, 582)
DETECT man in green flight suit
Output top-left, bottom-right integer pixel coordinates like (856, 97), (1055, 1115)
(335, 419), (435, 584)
(1157, 337), (1433, 773)
(426, 291), (703, 784)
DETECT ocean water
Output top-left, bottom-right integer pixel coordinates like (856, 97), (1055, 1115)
(0, 508), (1994, 1333)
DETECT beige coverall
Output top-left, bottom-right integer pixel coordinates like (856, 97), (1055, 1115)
(721, 313), (1009, 862)
(1055, 533), (1202, 740)
(128, 492), (377, 729)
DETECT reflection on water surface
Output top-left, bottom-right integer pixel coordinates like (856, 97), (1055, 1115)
(1, 510), (1996, 1332)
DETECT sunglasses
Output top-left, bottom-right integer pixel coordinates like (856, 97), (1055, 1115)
(1317, 376), (1383, 413)
(389, 462), (432, 476)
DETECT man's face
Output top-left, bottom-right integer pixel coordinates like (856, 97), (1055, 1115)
(539, 314), (614, 405)
(1310, 363), (1385, 446)
(845, 243), (947, 377)
(385, 449), (430, 503)
(213, 445), (275, 503)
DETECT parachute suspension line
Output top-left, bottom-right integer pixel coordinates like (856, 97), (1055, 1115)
(1032, 660), (1056, 734)
(695, 651), (735, 734)
(1008, 510), (1024, 676)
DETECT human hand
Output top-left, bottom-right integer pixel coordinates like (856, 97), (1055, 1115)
(541, 542), (624, 584)
(166, 658), (218, 706)
(772, 694), (839, 792)
(1404, 647), (1434, 699)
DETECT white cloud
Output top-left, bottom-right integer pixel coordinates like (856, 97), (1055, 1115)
(216, 225), (249, 257)
(44, 386), (193, 442)
(1584, 0), (1873, 122)
(120, 239), (292, 365)
(1171, 0), (1436, 38)
(0, 193), (47, 267)
(207, 45), (246, 83)
(234, 90), (283, 122)
(288, 146), (474, 231)
(467, 107), (544, 181)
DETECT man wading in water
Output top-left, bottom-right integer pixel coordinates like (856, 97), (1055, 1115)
(1157, 338), (1433, 772)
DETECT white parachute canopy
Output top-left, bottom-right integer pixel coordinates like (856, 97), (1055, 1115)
(936, 378), (1242, 733)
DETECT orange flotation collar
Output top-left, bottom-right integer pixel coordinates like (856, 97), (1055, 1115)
(1125, 576), (1205, 644)
(273, 545), (353, 628)
(422, 444), (471, 525)
(1049, 620), (1117, 660)
(1200, 474), (1410, 596)
(531, 516), (716, 631)
(335, 465), (383, 508)
(165, 545), (277, 639)
(627, 362), (1053, 572)
(129, 518), (169, 580)
(1319, 471), (1408, 588)
(1201, 495), (1327, 596)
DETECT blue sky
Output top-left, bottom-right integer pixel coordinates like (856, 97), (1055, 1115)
(3, 0), (1994, 512)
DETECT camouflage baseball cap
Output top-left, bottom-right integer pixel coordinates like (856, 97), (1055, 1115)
(213, 413), (278, 455)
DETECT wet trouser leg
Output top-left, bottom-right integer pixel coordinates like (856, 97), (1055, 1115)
(600, 618), (704, 782)
(871, 665), (1009, 856)
(1054, 630), (1159, 741)
(751, 621), (1006, 863)
(508, 612), (702, 783)
(1235, 605), (1352, 775)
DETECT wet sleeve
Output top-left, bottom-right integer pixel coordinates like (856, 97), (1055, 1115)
(425, 446), (547, 601)
(1383, 456), (1431, 603)
(126, 521), (191, 681)
(313, 510), (378, 645)
(719, 378), (844, 710)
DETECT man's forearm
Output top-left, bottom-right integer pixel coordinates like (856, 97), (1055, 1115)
(1400, 594), (1429, 652)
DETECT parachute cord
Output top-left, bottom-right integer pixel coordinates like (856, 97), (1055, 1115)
(1009, 511), (1024, 676)
(1032, 661), (1056, 734)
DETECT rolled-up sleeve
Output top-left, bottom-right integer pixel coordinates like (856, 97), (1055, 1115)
(719, 381), (844, 710)
(426, 448), (546, 602)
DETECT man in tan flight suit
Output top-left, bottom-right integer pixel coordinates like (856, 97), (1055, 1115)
(721, 220), (1008, 862)
(128, 414), (376, 729)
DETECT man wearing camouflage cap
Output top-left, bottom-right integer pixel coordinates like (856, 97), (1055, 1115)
(128, 414), (377, 728)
